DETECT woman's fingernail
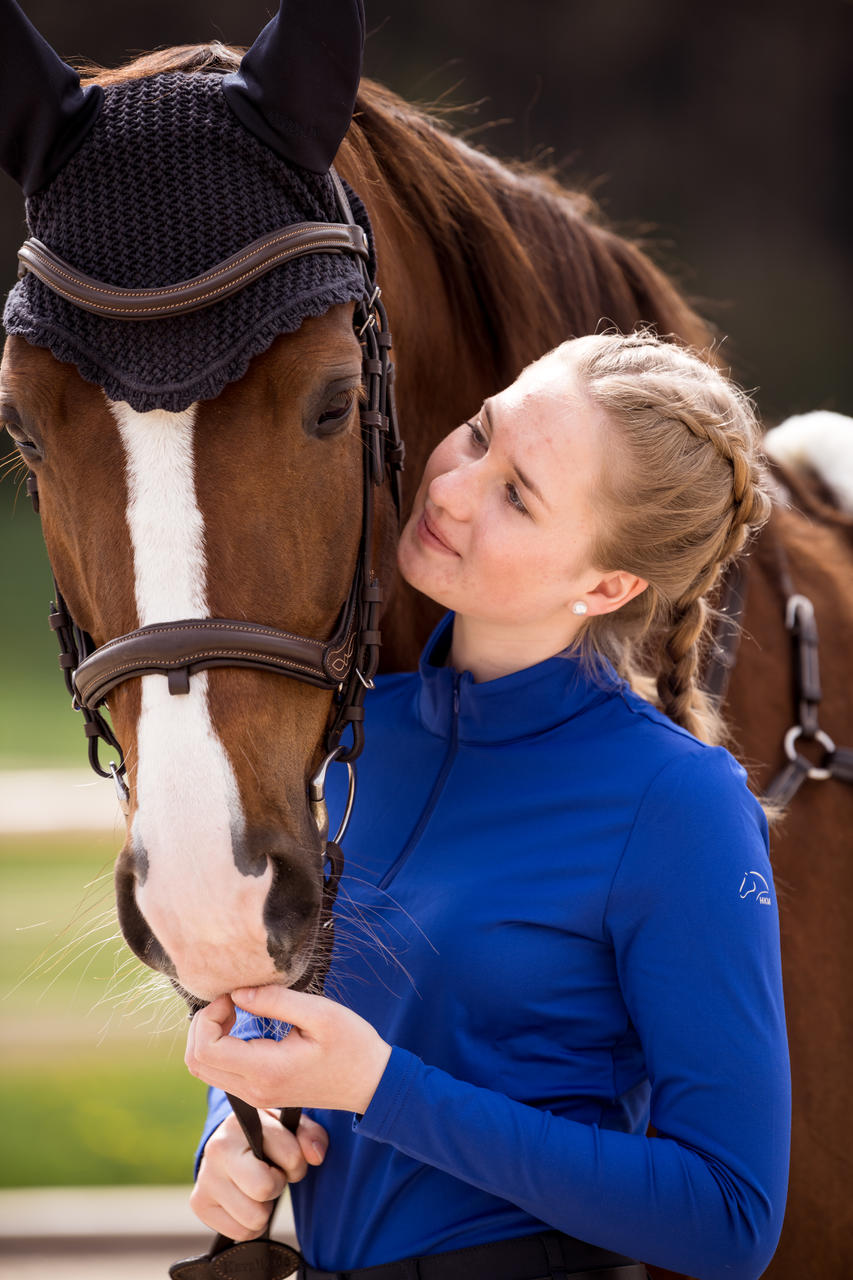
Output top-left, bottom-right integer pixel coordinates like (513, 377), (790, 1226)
(234, 986), (257, 1003)
(312, 1141), (326, 1160)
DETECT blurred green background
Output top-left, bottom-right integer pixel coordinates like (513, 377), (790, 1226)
(1, 0), (850, 1191)
(0, 481), (81, 769)
(0, 830), (208, 1186)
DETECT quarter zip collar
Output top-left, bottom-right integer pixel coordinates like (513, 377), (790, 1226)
(417, 613), (622, 744)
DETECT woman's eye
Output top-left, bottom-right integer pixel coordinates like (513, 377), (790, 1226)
(316, 388), (358, 430)
(505, 483), (529, 516)
(467, 420), (487, 449)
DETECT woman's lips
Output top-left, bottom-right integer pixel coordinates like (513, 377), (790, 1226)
(417, 508), (459, 555)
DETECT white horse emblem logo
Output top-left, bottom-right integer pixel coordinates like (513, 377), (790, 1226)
(739, 871), (772, 906)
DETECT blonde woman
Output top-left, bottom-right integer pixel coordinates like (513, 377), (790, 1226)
(186, 333), (789, 1280)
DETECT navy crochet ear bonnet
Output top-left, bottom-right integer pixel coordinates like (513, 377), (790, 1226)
(3, 72), (373, 413)
(0, 0), (369, 412)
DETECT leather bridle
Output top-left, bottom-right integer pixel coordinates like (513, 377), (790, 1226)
(20, 169), (404, 830)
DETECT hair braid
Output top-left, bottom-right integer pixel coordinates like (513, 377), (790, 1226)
(549, 329), (772, 746)
(677, 402), (772, 568)
(656, 595), (708, 737)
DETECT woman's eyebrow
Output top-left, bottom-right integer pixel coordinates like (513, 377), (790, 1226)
(482, 400), (549, 509)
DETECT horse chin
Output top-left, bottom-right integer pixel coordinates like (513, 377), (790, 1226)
(169, 949), (317, 1010)
(171, 980), (208, 1016)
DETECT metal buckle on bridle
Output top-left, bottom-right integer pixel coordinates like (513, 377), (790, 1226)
(356, 285), (381, 336)
(783, 726), (836, 783)
(109, 760), (130, 814)
(784, 592), (814, 631)
(308, 746), (357, 846)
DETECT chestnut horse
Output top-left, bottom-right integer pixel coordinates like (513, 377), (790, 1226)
(3, 50), (852, 1279)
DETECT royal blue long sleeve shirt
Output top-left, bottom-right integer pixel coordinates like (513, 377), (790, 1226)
(198, 613), (790, 1279)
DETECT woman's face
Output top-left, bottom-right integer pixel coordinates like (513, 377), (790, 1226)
(397, 353), (614, 632)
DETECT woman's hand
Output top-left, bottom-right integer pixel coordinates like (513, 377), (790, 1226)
(190, 1107), (328, 1240)
(186, 986), (393, 1116)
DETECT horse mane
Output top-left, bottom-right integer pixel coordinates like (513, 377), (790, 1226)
(78, 45), (714, 383)
(341, 81), (715, 381)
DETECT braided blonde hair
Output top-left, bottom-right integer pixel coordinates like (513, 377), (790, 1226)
(564, 330), (772, 745)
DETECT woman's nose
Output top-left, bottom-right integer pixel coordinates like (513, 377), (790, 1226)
(429, 459), (477, 520)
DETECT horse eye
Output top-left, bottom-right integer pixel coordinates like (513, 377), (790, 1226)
(4, 421), (42, 463)
(314, 388), (359, 436)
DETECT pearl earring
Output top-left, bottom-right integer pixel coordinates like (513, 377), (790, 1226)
(571, 600), (588, 616)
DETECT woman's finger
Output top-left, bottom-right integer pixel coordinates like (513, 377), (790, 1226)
(295, 1113), (329, 1166)
(226, 1139), (288, 1201)
(252, 1110), (325, 1182)
(231, 984), (329, 1033)
(189, 1146), (275, 1244)
(204, 993), (237, 1032)
(186, 1029), (302, 1108)
(203, 1111), (283, 1201)
(191, 998), (242, 1057)
(184, 1048), (258, 1095)
(191, 1161), (276, 1240)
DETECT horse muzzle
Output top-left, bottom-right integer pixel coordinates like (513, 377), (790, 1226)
(114, 834), (327, 1002)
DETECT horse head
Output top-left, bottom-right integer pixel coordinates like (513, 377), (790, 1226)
(0, 1), (405, 1004)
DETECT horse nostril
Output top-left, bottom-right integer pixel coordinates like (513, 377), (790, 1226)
(263, 849), (324, 972)
(114, 856), (175, 977)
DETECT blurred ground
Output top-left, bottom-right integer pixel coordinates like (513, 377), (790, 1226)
(0, 769), (121, 833)
(0, 1185), (296, 1279)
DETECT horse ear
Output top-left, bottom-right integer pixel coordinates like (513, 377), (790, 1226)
(222, 0), (365, 173)
(0, 0), (103, 196)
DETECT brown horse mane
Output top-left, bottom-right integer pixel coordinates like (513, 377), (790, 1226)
(342, 81), (715, 381)
(78, 44), (714, 387)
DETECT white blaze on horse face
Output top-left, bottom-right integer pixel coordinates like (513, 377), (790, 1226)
(111, 401), (275, 998)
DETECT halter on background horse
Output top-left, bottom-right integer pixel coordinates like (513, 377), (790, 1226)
(2, 1), (852, 1277)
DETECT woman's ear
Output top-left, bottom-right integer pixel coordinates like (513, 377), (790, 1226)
(582, 570), (648, 617)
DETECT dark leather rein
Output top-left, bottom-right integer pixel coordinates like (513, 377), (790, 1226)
(19, 171), (404, 1278)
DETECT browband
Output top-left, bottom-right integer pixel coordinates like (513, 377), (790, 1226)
(16, 222), (369, 319)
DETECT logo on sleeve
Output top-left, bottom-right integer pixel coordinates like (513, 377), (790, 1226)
(739, 871), (772, 905)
